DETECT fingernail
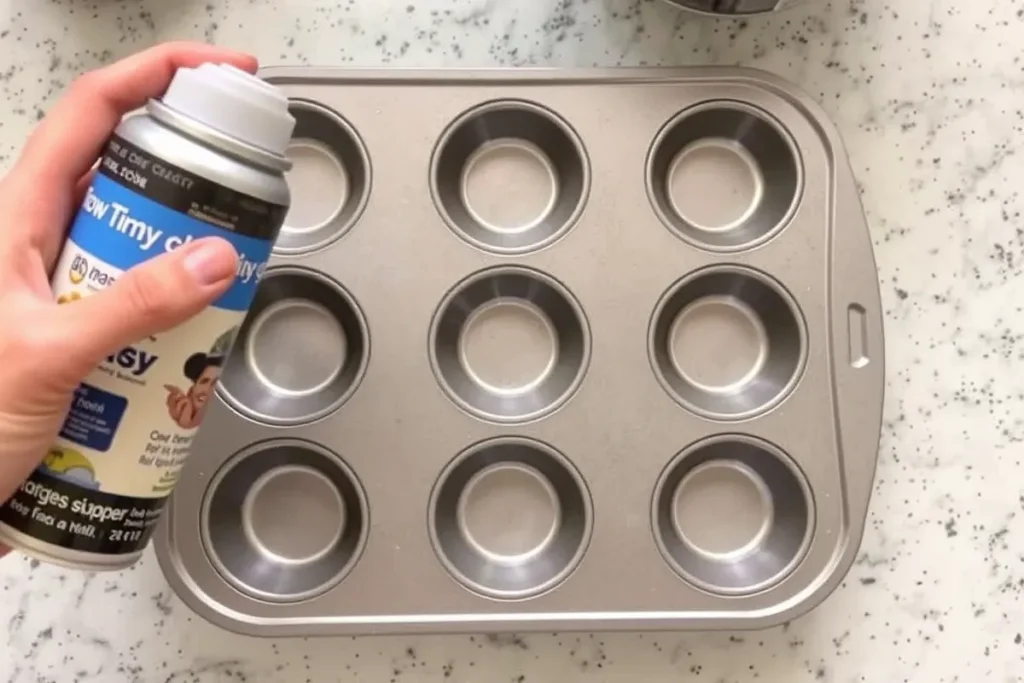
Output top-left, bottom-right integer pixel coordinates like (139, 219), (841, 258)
(183, 239), (237, 286)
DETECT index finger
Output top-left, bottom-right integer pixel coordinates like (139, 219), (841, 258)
(15, 41), (258, 190)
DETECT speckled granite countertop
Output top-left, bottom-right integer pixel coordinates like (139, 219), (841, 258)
(2, 0), (1023, 680)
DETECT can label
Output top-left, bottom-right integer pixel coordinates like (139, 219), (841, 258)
(0, 133), (286, 557)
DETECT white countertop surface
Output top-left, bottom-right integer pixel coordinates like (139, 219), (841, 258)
(3, 0), (1023, 680)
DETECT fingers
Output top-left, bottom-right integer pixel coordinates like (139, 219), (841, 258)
(34, 167), (99, 275)
(4, 42), (257, 264)
(16, 42), (257, 189)
(55, 236), (238, 373)
(169, 397), (187, 424)
(165, 386), (184, 412)
(74, 168), (98, 209)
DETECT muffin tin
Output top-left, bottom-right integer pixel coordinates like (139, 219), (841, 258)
(154, 66), (884, 636)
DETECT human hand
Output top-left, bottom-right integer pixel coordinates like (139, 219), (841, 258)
(164, 384), (188, 417)
(0, 42), (259, 554)
(164, 384), (198, 429)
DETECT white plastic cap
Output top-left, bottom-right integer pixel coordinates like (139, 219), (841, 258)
(160, 63), (295, 158)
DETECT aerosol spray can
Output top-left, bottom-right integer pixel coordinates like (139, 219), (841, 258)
(0, 63), (295, 570)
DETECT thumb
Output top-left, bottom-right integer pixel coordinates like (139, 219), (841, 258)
(59, 237), (238, 368)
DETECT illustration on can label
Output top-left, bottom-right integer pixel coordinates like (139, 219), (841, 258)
(0, 134), (286, 557)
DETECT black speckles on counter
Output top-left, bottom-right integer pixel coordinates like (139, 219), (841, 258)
(944, 517), (958, 537)
(3, 0), (1024, 681)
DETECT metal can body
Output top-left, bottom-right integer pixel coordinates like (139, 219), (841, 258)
(0, 104), (290, 570)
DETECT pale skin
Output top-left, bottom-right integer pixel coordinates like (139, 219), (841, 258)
(165, 365), (220, 429)
(0, 42), (257, 558)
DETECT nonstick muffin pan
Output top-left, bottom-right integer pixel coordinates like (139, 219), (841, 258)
(154, 67), (885, 636)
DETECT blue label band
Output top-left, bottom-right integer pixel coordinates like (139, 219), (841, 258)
(67, 174), (273, 312)
(59, 383), (128, 453)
